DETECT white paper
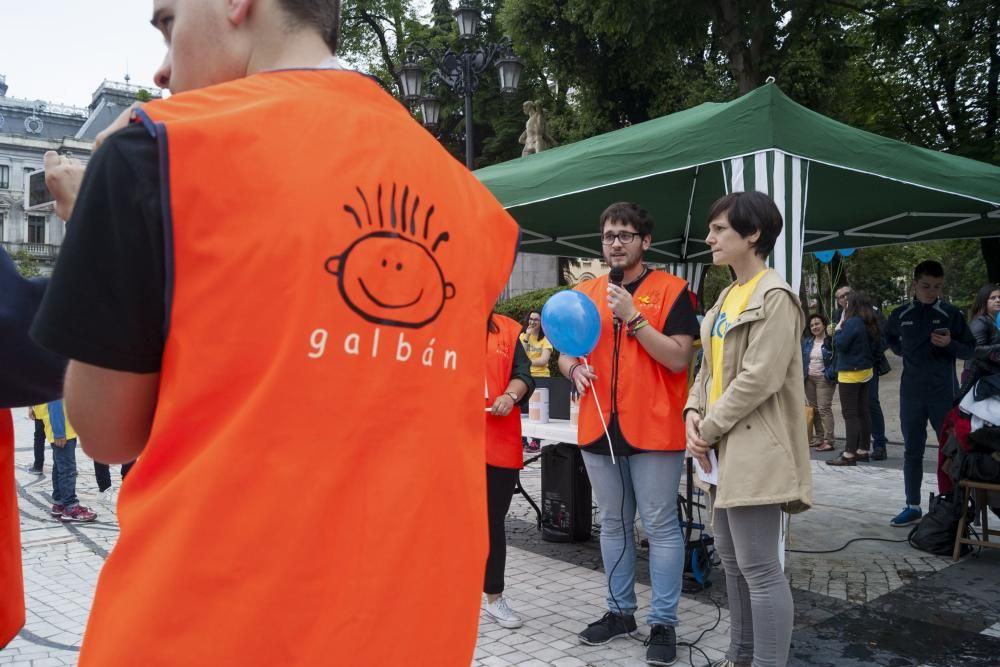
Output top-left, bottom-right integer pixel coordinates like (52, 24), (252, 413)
(693, 450), (718, 485)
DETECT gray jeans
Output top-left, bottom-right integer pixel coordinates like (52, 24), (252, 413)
(713, 503), (793, 667)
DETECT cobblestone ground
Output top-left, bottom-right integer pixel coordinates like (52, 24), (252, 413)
(4, 402), (1000, 666)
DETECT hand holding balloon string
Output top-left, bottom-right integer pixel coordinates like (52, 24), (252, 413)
(542, 290), (617, 464)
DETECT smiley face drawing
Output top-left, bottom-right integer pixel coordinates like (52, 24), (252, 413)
(325, 183), (456, 329)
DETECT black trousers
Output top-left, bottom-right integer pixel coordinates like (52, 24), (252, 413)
(32, 419), (45, 470)
(484, 464), (519, 595)
(838, 381), (871, 455)
(94, 460), (136, 492)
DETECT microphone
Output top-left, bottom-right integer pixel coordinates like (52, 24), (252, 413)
(609, 268), (625, 328)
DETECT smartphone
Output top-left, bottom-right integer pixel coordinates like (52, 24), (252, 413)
(933, 327), (949, 336)
(25, 169), (55, 211)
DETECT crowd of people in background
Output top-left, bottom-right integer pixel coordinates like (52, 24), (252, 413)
(799, 262), (997, 529)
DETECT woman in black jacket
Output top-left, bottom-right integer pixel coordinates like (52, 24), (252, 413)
(828, 291), (883, 466)
(962, 284), (1000, 386)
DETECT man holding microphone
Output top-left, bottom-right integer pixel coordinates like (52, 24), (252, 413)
(558, 202), (698, 666)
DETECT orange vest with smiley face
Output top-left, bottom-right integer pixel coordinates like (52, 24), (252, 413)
(574, 271), (689, 452)
(485, 315), (525, 469)
(77, 70), (520, 666)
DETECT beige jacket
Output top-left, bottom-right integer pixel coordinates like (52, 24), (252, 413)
(685, 269), (812, 513)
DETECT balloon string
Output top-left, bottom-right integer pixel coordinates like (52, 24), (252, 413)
(583, 358), (616, 465)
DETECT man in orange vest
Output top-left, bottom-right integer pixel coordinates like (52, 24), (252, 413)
(558, 202), (698, 666)
(33, 0), (520, 664)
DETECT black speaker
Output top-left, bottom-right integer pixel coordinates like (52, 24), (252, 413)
(541, 443), (592, 542)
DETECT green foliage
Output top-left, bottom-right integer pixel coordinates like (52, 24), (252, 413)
(336, 0), (999, 282)
(135, 89), (153, 102)
(830, 0), (999, 163)
(10, 250), (41, 278)
(495, 285), (569, 323)
(812, 240), (988, 312)
(701, 265), (733, 311)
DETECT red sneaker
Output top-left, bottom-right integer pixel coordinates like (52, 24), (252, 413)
(50, 503), (65, 517)
(60, 505), (97, 522)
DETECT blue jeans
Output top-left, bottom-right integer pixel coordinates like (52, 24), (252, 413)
(868, 372), (887, 450)
(51, 438), (79, 509)
(582, 450), (684, 627)
(899, 396), (950, 506)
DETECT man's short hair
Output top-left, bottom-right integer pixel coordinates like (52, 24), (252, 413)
(599, 202), (653, 238)
(835, 286), (852, 298)
(278, 0), (341, 52)
(913, 260), (944, 281)
(705, 191), (783, 258)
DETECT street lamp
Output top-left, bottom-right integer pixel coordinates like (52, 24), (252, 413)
(397, 1), (523, 169)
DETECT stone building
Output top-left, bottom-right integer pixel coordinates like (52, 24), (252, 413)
(0, 74), (159, 272)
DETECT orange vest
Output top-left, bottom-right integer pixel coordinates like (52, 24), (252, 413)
(78, 70), (519, 666)
(485, 315), (524, 469)
(575, 271), (688, 451)
(0, 409), (24, 648)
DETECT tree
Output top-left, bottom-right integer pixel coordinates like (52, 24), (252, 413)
(828, 0), (1000, 280)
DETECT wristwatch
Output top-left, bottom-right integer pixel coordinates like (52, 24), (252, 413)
(504, 391), (519, 402)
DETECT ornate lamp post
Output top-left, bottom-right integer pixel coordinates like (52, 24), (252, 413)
(397, 0), (524, 169)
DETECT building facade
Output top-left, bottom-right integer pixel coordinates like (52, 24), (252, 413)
(0, 75), (159, 272)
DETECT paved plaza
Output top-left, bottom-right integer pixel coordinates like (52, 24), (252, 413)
(4, 356), (1000, 666)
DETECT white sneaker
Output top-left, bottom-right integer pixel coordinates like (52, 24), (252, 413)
(98, 487), (117, 506)
(484, 596), (523, 629)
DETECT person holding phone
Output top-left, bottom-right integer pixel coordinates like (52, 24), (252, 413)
(885, 260), (975, 527)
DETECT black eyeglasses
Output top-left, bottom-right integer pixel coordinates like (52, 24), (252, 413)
(601, 232), (638, 245)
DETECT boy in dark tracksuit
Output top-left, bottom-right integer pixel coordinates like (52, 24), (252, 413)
(885, 261), (974, 527)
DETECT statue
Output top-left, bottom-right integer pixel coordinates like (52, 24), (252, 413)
(518, 100), (555, 157)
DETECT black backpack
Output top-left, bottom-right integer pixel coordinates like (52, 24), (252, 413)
(908, 493), (972, 557)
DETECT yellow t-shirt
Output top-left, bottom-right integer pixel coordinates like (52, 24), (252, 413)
(710, 270), (767, 405)
(838, 368), (873, 383)
(519, 332), (553, 377)
(31, 403), (78, 442)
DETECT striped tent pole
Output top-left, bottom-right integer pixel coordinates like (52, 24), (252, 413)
(665, 262), (706, 298)
(722, 150), (810, 293)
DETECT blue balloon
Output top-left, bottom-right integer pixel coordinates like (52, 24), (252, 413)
(838, 248), (856, 257)
(541, 290), (602, 357)
(814, 250), (836, 264)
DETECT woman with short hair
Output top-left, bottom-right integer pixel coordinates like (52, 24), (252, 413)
(684, 190), (812, 667)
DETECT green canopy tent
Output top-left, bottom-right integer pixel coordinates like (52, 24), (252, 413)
(475, 83), (1000, 294)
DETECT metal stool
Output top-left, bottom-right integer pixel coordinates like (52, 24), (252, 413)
(953, 479), (1000, 560)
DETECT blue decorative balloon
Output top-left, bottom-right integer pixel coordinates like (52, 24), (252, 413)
(814, 250), (836, 264)
(541, 290), (602, 357)
(838, 248), (856, 257)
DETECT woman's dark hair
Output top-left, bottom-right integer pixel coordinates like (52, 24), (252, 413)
(969, 284), (1000, 320)
(522, 310), (546, 341)
(804, 312), (829, 339)
(705, 191), (784, 258)
(845, 291), (881, 340)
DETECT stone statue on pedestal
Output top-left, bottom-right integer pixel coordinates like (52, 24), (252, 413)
(518, 100), (555, 157)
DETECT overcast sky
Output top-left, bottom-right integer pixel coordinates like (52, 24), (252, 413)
(0, 2), (167, 108)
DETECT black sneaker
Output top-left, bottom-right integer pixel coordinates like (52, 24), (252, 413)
(578, 611), (637, 645)
(645, 624), (677, 665)
(871, 449), (887, 461)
